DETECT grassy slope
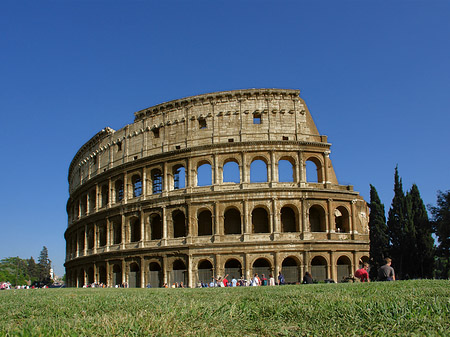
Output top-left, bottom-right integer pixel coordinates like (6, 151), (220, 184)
(1, 280), (449, 336)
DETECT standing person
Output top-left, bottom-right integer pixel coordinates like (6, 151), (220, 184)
(222, 274), (229, 287)
(261, 274), (268, 286)
(303, 272), (313, 284)
(378, 258), (396, 281)
(251, 273), (260, 286)
(231, 276), (237, 287)
(277, 271), (285, 285)
(269, 274), (275, 286)
(355, 263), (370, 282)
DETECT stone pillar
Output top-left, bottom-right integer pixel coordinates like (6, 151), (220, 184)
(243, 199), (250, 235)
(84, 224), (88, 254)
(121, 260), (126, 287)
(142, 169), (147, 197)
(301, 199), (308, 234)
(188, 254), (193, 288)
(162, 207), (167, 244)
(330, 251), (337, 282)
(95, 183), (99, 211)
(108, 178), (113, 206)
(93, 223), (97, 253)
(214, 202), (220, 237)
(270, 151), (276, 183)
(163, 162), (168, 194)
(244, 253), (251, 281)
(272, 198), (279, 233)
(241, 152), (248, 183)
(140, 257), (145, 288)
(162, 255), (168, 285)
(121, 214), (126, 246)
(106, 217), (111, 247)
(351, 200), (357, 235)
(123, 172), (128, 203)
(213, 154), (219, 186)
(299, 151), (305, 183)
(327, 199), (333, 233)
(140, 209), (145, 244)
(323, 151), (330, 184)
(274, 252), (280, 281)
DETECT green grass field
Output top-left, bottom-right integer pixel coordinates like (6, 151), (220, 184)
(1, 280), (449, 336)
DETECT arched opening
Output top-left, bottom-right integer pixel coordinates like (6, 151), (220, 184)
(78, 231), (85, 252)
(87, 228), (94, 249)
(129, 263), (140, 288)
(311, 256), (327, 282)
(132, 174), (142, 198)
(278, 159), (294, 182)
(130, 218), (141, 242)
(250, 159), (268, 183)
(224, 208), (241, 234)
(197, 260), (213, 284)
(113, 220), (122, 244)
(101, 184), (108, 208)
(77, 269), (84, 287)
(151, 169), (162, 194)
(225, 259), (242, 280)
(112, 264), (122, 286)
(87, 267), (94, 284)
(306, 158), (322, 183)
(281, 206), (297, 232)
(150, 214), (162, 240)
(198, 210), (212, 236)
(337, 256), (352, 282)
(89, 190), (96, 212)
(252, 258), (271, 280)
(309, 205), (326, 232)
(197, 162), (212, 186)
(115, 180), (124, 202)
(81, 195), (87, 215)
(252, 207), (269, 233)
(171, 259), (187, 286)
(335, 206), (350, 233)
(98, 223), (107, 247)
(173, 165), (186, 190)
(223, 160), (240, 183)
(173, 210), (186, 238)
(149, 262), (162, 288)
(282, 257), (300, 284)
(98, 266), (107, 285)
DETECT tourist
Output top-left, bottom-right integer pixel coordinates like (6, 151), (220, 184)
(378, 258), (395, 281)
(303, 272), (313, 284)
(222, 274), (229, 287)
(261, 274), (268, 286)
(277, 271), (285, 285)
(354, 263), (370, 282)
(231, 277), (237, 287)
(269, 274), (275, 286)
(251, 273), (260, 286)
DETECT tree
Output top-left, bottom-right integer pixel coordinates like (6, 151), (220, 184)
(429, 190), (450, 279)
(27, 257), (39, 282)
(407, 184), (434, 278)
(38, 246), (52, 284)
(368, 184), (389, 280)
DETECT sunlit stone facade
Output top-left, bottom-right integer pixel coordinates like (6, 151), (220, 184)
(65, 89), (369, 287)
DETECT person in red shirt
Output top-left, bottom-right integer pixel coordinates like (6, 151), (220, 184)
(354, 263), (370, 282)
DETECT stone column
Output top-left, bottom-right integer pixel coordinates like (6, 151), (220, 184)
(108, 178), (112, 206)
(241, 152), (248, 183)
(106, 217), (111, 247)
(327, 199), (333, 233)
(121, 214), (126, 246)
(330, 251), (337, 282)
(84, 225), (88, 255)
(188, 254), (193, 288)
(162, 207), (167, 244)
(270, 151), (276, 183)
(213, 154), (219, 186)
(244, 253), (251, 281)
(142, 169), (147, 197)
(272, 198), (279, 233)
(163, 162), (168, 195)
(323, 151), (330, 184)
(121, 259), (126, 287)
(123, 172), (128, 203)
(351, 200), (357, 235)
(93, 223), (97, 253)
(162, 255), (168, 285)
(140, 209), (145, 244)
(140, 257), (145, 288)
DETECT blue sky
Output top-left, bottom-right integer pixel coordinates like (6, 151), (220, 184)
(1, 1), (449, 277)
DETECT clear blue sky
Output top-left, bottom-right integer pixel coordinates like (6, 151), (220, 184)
(1, 1), (449, 277)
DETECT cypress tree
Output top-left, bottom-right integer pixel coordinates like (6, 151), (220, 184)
(38, 246), (51, 284)
(368, 184), (389, 280)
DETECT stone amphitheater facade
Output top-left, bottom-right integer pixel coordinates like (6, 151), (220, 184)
(65, 89), (369, 288)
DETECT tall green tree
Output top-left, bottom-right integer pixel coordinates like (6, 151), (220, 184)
(38, 246), (52, 284)
(407, 184), (434, 278)
(368, 184), (389, 280)
(27, 257), (39, 281)
(429, 190), (450, 279)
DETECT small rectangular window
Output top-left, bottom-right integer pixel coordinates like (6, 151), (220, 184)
(153, 129), (160, 138)
(134, 156), (138, 160)
(228, 138), (234, 143)
(199, 119), (207, 129)
(175, 145), (181, 150)
(253, 113), (261, 124)
(283, 136), (289, 140)
(117, 141), (122, 151)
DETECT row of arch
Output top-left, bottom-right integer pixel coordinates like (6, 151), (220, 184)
(70, 154), (327, 221)
(68, 254), (369, 288)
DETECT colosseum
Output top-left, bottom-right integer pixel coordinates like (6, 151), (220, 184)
(65, 88), (369, 288)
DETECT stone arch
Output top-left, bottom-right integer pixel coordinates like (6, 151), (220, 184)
(98, 265), (107, 285)
(149, 213), (162, 240)
(311, 255), (328, 282)
(224, 207), (241, 235)
(224, 258), (243, 280)
(171, 259), (187, 286)
(337, 255), (352, 282)
(252, 207), (270, 233)
(115, 179), (124, 202)
(197, 209), (213, 236)
(172, 164), (186, 190)
(252, 257), (272, 280)
(335, 205), (350, 233)
(100, 184), (108, 208)
(151, 168), (163, 194)
(197, 259), (213, 284)
(305, 156), (323, 183)
(148, 261), (162, 288)
(129, 262), (141, 288)
(282, 256), (301, 284)
(98, 222), (107, 247)
(89, 189), (96, 213)
(129, 217), (141, 242)
(222, 159), (240, 183)
(112, 264), (122, 286)
(131, 174), (142, 197)
(87, 226), (94, 249)
(77, 268), (85, 287)
(87, 266), (94, 284)
(172, 210), (186, 238)
(309, 204), (326, 232)
(250, 157), (268, 183)
(280, 206), (297, 232)
(197, 160), (212, 187)
(278, 157), (295, 182)
(112, 218), (122, 244)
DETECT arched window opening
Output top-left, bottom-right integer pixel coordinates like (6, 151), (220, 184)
(252, 207), (269, 233)
(99, 266), (107, 285)
(150, 214), (162, 240)
(129, 263), (140, 288)
(311, 256), (327, 282)
(224, 208), (241, 234)
(89, 190), (96, 212)
(252, 258), (271, 280)
(250, 159), (267, 183)
(253, 112), (262, 124)
(198, 118), (207, 129)
(282, 257), (300, 284)
(309, 205), (326, 232)
(198, 260), (213, 284)
(171, 260), (187, 285)
(335, 206), (350, 233)
(113, 220), (122, 244)
(306, 158), (322, 183)
(198, 210), (212, 236)
(225, 259), (242, 280)
(115, 180), (124, 202)
(337, 256), (352, 282)
(78, 231), (85, 252)
(130, 218), (141, 242)
(149, 262), (162, 288)
(151, 169), (162, 194)
(87, 267), (94, 284)
(281, 206), (297, 232)
(112, 264), (122, 286)
(173, 210), (186, 238)
(132, 175), (142, 198)
(223, 161), (240, 183)
(87, 228), (94, 249)
(81, 195), (87, 215)
(278, 159), (294, 182)
(98, 224), (107, 247)
(101, 185), (108, 208)
(78, 269), (85, 287)
(173, 165), (186, 190)
(197, 163), (212, 186)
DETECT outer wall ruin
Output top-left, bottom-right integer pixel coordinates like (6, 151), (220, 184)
(65, 88), (369, 287)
